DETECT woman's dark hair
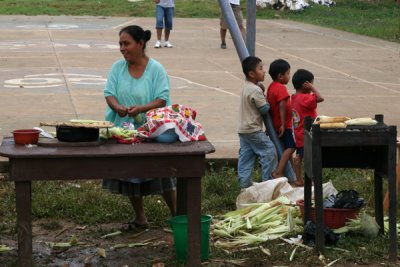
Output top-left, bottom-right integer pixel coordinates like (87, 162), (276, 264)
(268, 59), (290, 80)
(242, 56), (262, 78)
(292, 69), (314, 90)
(119, 25), (151, 50)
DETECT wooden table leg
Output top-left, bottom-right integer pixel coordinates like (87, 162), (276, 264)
(15, 181), (32, 267)
(186, 177), (201, 267)
(176, 177), (188, 215)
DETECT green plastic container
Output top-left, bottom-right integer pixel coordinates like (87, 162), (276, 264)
(169, 214), (212, 262)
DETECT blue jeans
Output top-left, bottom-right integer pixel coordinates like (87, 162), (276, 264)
(156, 6), (174, 30)
(238, 131), (278, 188)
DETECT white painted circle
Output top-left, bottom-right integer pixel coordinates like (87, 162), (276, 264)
(47, 24), (79, 29)
(16, 25), (45, 29)
(69, 77), (107, 85)
(4, 73), (107, 88)
(4, 78), (63, 88)
(16, 24), (79, 29)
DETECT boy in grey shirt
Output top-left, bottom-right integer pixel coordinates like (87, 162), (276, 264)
(238, 56), (278, 188)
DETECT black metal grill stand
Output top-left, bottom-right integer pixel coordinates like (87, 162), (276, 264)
(303, 114), (397, 262)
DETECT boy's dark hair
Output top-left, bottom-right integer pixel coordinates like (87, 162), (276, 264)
(242, 56), (262, 78)
(292, 69), (314, 90)
(268, 59), (290, 80)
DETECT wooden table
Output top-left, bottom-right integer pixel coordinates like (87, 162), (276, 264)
(303, 115), (397, 262)
(0, 138), (215, 266)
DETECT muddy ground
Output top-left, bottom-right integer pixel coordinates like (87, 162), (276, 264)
(2, 220), (398, 267)
(0, 219), (176, 267)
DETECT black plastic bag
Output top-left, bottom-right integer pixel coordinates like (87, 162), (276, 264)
(333, 190), (364, 209)
(323, 194), (336, 208)
(303, 220), (339, 246)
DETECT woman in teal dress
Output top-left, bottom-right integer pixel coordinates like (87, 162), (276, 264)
(103, 25), (176, 230)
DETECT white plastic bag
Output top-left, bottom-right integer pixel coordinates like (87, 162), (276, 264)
(236, 178), (289, 209)
(236, 178), (338, 209)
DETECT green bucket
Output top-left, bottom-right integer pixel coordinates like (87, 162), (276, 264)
(169, 214), (212, 262)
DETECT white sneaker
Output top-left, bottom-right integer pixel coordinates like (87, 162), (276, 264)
(154, 40), (161, 48)
(164, 41), (173, 48)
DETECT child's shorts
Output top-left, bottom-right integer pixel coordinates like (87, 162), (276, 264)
(280, 128), (296, 149)
(296, 147), (304, 157)
(220, 4), (244, 30)
(156, 6), (174, 30)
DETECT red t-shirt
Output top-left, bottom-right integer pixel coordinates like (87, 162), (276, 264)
(266, 81), (292, 132)
(291, 93), (317, 148)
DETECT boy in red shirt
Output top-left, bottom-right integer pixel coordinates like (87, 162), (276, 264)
(266, 59), (299, 183)
(291, 69), (324, 184)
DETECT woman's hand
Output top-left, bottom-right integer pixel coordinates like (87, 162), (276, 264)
(105, 96), (128, 117)
(127, 105), (143, 117)
(116, 105), (128, 117)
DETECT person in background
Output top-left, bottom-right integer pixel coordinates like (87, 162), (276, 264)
(266, 59), (298, 184)
(291, 69), (324, 186)
(219, 0), (246, 49)
(154, 0), (175, 48)
(237, 56), (278, 189)
(103, 25), (176, 230)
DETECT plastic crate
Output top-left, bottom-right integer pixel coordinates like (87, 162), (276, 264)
(296, 199), (359, 229)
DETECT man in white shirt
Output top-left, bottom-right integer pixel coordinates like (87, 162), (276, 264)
(220, 0), (246, 49)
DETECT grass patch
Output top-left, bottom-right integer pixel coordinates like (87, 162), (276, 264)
(261, 0), (400, 43)
(0, 0), (398, 42)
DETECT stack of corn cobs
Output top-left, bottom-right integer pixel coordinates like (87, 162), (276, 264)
(213, 196), (304, 249)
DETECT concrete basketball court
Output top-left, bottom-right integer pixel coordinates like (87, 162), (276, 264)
(0, 15), (399, 160)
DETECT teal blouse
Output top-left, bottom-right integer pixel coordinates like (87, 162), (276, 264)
(104, 58), (171, 128)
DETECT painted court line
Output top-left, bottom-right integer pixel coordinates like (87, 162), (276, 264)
(46, 27), (79, 116)
(256, 42), (400, 94)
(112, 19), (138, 30)
(170, 75), (240, 98)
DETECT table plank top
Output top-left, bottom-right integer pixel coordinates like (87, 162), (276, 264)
(0, 138), (215, 159)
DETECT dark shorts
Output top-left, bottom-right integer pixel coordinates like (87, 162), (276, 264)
(220, 4), (244, 30)
(280, 128), (296, 149)
(296, 147), (304, 157)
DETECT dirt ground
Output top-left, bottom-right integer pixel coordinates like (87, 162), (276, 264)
(1, 219), (398, 266)
(0, 219), (176, 267)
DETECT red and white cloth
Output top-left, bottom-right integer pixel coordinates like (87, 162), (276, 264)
(138, 104), (206, 142)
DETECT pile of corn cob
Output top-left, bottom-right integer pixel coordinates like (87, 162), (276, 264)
(213, 196), (303, 249)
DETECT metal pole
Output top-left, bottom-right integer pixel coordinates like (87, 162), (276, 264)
(218, 0), (296, 181)
(246, 0), (256, 56)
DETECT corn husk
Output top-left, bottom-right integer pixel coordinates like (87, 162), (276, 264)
(345, 117), (377, 126)
(101, 231), (122, 239)
(0, 244), (13, 252)
(97, 248), (106, 258)
(213, 196), (303, 249)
